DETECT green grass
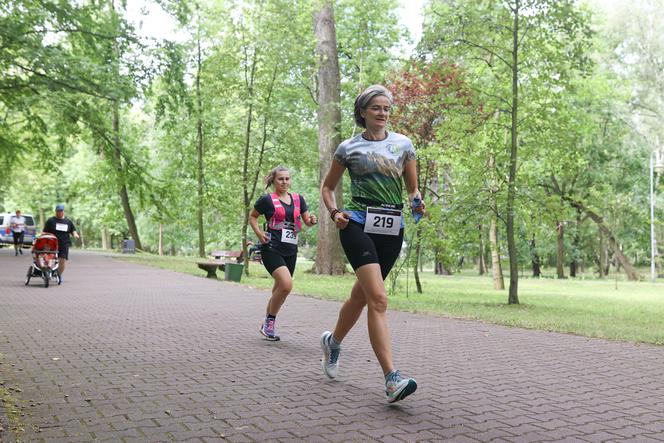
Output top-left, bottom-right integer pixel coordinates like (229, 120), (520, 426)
(118, 253), (664, 346)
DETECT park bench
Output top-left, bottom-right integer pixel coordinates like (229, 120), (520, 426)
(196, 250), (244, 279)
(210, 250), (244, 262)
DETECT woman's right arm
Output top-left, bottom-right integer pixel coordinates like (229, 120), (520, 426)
(321, 160), (350, 229)
(249, 209), (269, 244)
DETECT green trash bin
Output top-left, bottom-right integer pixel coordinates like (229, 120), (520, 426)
(224, 262), (244, 282)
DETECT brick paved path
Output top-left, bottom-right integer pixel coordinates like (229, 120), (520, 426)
(1, 249), (664, 442)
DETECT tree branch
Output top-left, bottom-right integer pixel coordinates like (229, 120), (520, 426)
(12, 62), (115, 100)
(455, 38), (513, 70)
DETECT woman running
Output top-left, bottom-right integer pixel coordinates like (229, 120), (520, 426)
(319, 85), (425, 403)
(249, 166), (317, 341)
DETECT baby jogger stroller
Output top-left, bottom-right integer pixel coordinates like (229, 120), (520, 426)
(25, 233), (60, 287)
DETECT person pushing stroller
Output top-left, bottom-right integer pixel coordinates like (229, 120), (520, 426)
(43, 204), (79, 284)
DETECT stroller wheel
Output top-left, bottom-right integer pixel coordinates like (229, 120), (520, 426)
(25, 267), (32, 286)
(43, 270), (50, 288)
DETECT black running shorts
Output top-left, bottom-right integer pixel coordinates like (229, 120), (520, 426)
(261, 246), (296, 276)
(12, 231), (24, 246)
(339, 220), (404, 280)
(59, 243), (70, 260)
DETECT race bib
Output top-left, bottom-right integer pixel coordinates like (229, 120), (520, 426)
(281, 229), (298, 245)
(55, 223), (69, 232)
(364, 207), (401, 236)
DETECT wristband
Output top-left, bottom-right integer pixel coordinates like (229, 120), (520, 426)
(329, 209), (341, 221)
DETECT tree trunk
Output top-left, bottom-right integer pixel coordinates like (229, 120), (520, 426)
(556, 220), (565, 279)
(597, 229), (607, 277)
(431, 247), (448, 275)
(112, 99), (142, 250)
(39, 208), (45, 231)
(313, 0), (345, 275)
(101, 227), (110, 250)
(241, 45), (258, 276)
(414, 227), (423, 293)
(158, 223), (164, 256)
(570, 210), (581, 278)
(530, 234), (541, 277)
(553, 188), (640, 281)
(110, 0), (141, 251)
(195, 31), (206, 258)
(489, 215), (505, 289)
(78, 220), (85, 249)
(506, 2), (520, 304)
(240, 59), (277, 276)
(478, 224), (486, 275)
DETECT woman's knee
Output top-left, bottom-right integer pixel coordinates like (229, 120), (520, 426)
(275, 275), (293, 294)
(366, 291), (388, 313)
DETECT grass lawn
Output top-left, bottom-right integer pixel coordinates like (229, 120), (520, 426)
(118, 253), (664, 346)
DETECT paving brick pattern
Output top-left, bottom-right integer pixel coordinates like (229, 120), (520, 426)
(1, 249), (663, 442)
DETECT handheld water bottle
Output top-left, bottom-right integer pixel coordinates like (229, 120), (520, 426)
(411, 197), (422, 224)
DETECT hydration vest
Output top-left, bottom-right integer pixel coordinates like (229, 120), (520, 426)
(268, 193), (302, 232)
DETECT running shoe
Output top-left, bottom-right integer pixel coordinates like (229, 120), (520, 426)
(385, 370), (417, 403)
(320, 331), (340, 379)
(260, 317), (280, 341)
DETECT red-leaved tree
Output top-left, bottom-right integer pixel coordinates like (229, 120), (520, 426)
(387, 61), (482, 291)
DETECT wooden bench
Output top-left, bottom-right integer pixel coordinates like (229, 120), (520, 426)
(196, 260), (229, 278)
(196, 250), (244, 278)
(210, 250), (244, 262)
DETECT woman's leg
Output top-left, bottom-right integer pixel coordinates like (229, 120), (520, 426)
(331, 280), (366, 341)
(354, 263), (394, 375)
(266, 266), (293, 316)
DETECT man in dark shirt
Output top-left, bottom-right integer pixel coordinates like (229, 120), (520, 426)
(43, 204), (79, 283)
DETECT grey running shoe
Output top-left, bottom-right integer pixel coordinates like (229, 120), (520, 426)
(320, 331), (340, 379)
(385, 370), (417, 403)
(260, 317), (280, 341)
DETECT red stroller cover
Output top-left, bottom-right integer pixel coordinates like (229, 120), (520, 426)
(33, 233), (59, 253)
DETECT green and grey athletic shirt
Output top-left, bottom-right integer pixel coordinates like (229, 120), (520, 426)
(333, 131), (416, 225)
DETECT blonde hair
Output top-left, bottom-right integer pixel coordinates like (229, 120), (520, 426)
(265, 166), (290, 189)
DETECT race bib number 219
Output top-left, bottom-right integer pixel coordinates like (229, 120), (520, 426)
(364, 207), (401, 236)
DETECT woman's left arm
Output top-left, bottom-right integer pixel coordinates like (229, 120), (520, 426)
(403, 159), (425, 214)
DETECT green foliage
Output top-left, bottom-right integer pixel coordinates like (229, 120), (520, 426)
(1, 0), (662, 281)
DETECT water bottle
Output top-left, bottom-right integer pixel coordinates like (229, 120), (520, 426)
(411, 197), (422, 224)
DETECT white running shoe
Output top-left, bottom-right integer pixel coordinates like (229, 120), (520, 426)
(320, 331), (340, 379)
(385, 370), (417, 403)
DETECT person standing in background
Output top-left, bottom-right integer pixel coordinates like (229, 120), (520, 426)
(9, 209), (26, 256)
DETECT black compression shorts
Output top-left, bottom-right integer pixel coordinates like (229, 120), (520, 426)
(261, 246), (296, 276)
(339, 220), (404, 280)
